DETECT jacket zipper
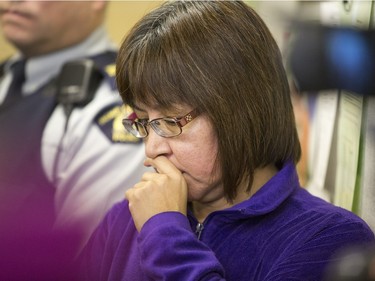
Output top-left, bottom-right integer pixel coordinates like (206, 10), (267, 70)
(195, 222), (204, 240)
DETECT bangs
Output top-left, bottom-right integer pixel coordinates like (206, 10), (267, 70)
(117, 25), (195, 111)
(116, 1), (215, 112)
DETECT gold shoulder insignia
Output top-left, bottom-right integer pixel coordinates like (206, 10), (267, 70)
(95, 104), (141, 144)
(105, 64), (116, 77)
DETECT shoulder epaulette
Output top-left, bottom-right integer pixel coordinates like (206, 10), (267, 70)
(89, 51), (118, 91)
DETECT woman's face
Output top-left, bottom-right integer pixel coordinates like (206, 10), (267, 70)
(135, 105), (224, 204)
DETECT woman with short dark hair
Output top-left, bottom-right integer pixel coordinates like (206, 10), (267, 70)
(81, 1), (375, 280)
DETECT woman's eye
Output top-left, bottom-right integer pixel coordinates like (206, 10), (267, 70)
(153, 120), (162, 126)
(164, 119), (178, 126)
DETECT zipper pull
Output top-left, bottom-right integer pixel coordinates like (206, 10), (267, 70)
(195, 222), (204, 240)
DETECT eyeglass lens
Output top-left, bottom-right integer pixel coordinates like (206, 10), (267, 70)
(150, 119), (181, 137)
(123, 118), (181, 138)
(122, 109), (199, 138)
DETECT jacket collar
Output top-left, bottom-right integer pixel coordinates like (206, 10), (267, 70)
(228, 161), (300, 217)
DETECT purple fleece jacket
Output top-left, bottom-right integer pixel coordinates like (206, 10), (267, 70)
(81, 162), (375, 280)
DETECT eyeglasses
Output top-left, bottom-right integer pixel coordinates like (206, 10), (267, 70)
(122, 108), (200, 138)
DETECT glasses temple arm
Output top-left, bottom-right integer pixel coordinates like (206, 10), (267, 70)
(178, 108), (200, 127)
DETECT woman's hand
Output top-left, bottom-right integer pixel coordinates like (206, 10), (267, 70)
(125, 156), (188, 232)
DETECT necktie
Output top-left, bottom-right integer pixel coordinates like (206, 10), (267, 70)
(2, 60), (26, 107)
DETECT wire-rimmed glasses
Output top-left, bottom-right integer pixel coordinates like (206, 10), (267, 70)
(122, 108), (200, 138)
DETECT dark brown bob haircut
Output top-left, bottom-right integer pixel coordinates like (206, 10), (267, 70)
(116, 1), (301, 201)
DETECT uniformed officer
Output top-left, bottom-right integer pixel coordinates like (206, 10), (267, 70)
(0, 2), (149, 278)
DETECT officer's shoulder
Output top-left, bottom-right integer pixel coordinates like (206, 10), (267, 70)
(94, 103), (141, 144)
(91, 51), (117, 91)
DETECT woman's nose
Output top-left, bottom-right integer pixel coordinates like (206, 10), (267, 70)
(144, 129), (171, 159)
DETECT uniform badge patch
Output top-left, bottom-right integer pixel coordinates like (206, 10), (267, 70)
(95, 104), (141, 143)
